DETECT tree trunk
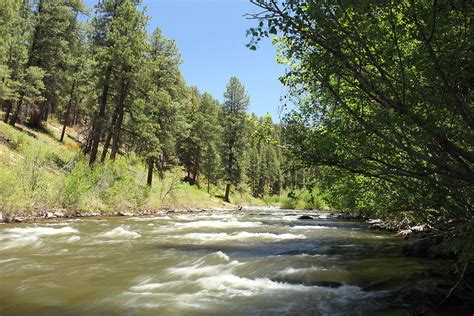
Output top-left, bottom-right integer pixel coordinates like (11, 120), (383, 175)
(28, 100), (46, 128)
(224, 183), (231, 202)
(147, 157), (154, 186)
(192, 148), (200, 185)
(100, 132), (112, 162)
(100, 94), (121, 162)
(109, 105), (124, 161)
(109, 80), (128, 161)
(89, 67), (111, 165)
(3, 100), (12, 123)
(43, 102), (49, 121)
(83, 133), (92, 155)
(60, 76), (77, 143)
(9, 97), (24, 126)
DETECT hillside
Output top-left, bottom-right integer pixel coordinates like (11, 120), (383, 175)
(0, 120), (265, 220)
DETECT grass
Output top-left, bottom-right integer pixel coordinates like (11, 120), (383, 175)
(0, 121), (229, 216)
(263, 188), (328, 210)
(0, 120), (326, 216)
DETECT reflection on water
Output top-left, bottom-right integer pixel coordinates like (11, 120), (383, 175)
(0, 208), (439, 315)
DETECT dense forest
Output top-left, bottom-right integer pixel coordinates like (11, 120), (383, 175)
(0, 0), (315, 209)
(0, 0), (472, 261)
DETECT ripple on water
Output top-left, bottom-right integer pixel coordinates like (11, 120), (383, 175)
(98, 226), (141, 239)
(0, 226), (78, 251)
(164, 232), (306, 244)
(122, 251), (387, 315)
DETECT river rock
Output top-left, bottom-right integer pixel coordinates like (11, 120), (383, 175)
(402, 235), (446, 257)
(391, 280), (447, 314)
(298, 215), (313, 220)
(117, 211), (134, 216)
(45, 212), (56, 219)
(351, 212), (362, 219)
(13, 216), (25, 223)
(427, 240), (455, 259)
(53, 210), (65, 218)
(0, 211), (3, 223)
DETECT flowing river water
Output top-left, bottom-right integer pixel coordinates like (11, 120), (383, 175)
(0, 208), (445, 315)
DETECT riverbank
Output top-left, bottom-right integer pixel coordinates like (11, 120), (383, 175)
(0, 121), (271, 218)
(0, 206), (243, 224)
(366, 217), (474, 314)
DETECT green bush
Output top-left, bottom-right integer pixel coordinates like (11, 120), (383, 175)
(279, 188), (327, 210)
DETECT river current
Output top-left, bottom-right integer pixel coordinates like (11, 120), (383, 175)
(0, 208), (439, 315)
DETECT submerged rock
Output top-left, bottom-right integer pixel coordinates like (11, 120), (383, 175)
(298, 215), (314, 220)
(389, 279), (448, 314)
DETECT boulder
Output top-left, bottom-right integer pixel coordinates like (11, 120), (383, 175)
(351, 212), (362, 219)
(298, 215), (314, 220)
(337, 213), (352, 220)
(403, 235), (445, 257)
(427, 241), (455, 259)
(13, 216), (25, 223)
(0, 211), (3, 223)
(117, 211), (134, 216)
(46, 212), (56, 219)
(392, 280), (447, 314)
(53, 210), (65, 218)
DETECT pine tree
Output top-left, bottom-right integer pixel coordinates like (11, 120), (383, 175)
(221, 77), (249, 202)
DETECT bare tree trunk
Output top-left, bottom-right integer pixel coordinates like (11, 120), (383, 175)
(224, 183), (231, 202)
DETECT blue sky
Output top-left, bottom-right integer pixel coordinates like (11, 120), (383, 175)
(84, 0), (287, 121)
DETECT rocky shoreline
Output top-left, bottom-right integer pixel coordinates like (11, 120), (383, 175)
(364, 217), (473, 314)
(0, 207), (237, 224)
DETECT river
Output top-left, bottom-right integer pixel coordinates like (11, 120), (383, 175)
(0, 207), (444, 315)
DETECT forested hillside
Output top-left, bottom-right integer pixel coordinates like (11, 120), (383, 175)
(0, 0), (321, 214)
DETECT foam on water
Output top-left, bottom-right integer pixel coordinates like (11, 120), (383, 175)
(66, 236), (81, 243)
(166, 252), (240, 279)
(125, 252), (385, 314)
(129, 216), (172, 222)
(0, 226), (78, 251)
(174, 220), (263, 229)
(290, 225), (337, 230)
(98, 226), (141, 239)
(0, 258), (21, 264)
(4, 226), (78, 236)
(173, 231), (306, 243)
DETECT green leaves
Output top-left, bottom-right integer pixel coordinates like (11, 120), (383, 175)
(250, 0), (474, 257)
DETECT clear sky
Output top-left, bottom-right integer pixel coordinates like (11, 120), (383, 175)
(84, 0), (288, 121)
